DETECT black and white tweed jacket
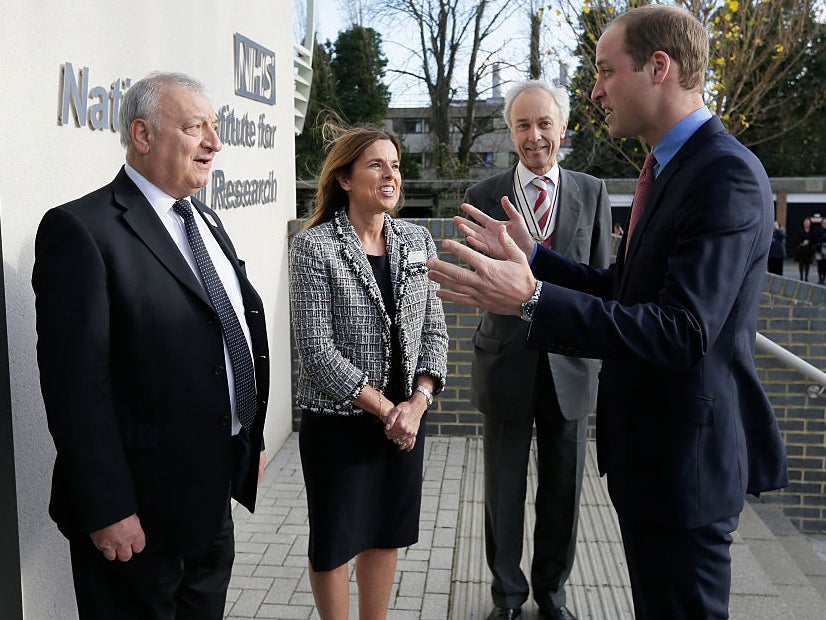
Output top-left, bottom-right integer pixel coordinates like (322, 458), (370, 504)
(289, 208), (448, 415)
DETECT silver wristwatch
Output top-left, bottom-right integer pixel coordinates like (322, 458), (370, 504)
(415, 384), (433, 406)
(520, 281), (543, 322)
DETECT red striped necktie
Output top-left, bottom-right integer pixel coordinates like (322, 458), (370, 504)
(531, 176), (554, 248)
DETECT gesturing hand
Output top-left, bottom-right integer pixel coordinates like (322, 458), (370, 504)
(427, 223), (537, 316)
(456, 197), (536, 260)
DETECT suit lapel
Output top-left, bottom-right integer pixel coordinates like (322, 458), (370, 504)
(551, 169), (581, 254)
(335, 209), (392, 325)
(384, 213), (408, 310)
(189, 197), (263, 308)
(191, 198), (241, 273)
(619, 116), (726, 289)
(488, 166), (517, 219)
(113, 169), (211, 308)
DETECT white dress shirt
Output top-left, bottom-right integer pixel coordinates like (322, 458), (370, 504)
(512, 161), (560, 243)
(125, 164), (252, 435)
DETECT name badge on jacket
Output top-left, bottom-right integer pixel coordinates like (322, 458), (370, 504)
(408, 250), (427, 264)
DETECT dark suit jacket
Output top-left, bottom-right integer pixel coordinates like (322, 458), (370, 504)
(33, 167), (270, 553)
(466, 165), (611, 421)
(524, 117), (788, 527)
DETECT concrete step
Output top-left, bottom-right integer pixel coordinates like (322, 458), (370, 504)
(226, 436), (826, 619)
(449, 438), (826, 619)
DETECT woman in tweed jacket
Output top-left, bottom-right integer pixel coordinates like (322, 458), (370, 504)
(289, 127), (448, 620)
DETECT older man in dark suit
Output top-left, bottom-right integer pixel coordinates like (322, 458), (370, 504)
(32, 72), (269, 620)
(464, 80), (610, 620)
(428, 6), (787, 619)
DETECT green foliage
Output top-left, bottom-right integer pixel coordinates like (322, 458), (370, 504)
(331, 25), (391, 125)
(399, 142), (424, 180)
(295, 26), (392, 180)
(295, 41), (341, 179)
(562, 0), (647, 176)
(738, 11), (826, 175)
(559, 0), (826, 176)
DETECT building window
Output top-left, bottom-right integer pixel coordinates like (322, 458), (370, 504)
(398, 118), (427, 134)
(469, 152), (495, 168)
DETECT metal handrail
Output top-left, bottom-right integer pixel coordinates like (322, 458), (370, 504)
(756, 332), (826, 398)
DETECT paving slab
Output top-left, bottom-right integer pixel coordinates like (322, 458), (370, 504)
(225, 434), (826, 619)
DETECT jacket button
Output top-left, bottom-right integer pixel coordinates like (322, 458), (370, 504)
(218, 415), (230, 427)
(213, 365), (225, 376)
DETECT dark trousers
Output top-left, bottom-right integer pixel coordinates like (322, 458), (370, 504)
(618, 513), (739, 620)
(766, 256), (784, 276)
(483, 355), (586, 610)
(69, 499), (235, 620)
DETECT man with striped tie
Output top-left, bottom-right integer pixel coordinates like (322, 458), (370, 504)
(462, 80), (612, 620)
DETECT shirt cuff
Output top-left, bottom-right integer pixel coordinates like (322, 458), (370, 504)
(529, 242), (539, 265)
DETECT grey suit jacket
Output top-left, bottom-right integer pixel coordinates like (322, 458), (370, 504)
(289, 208), (448, 415)
(466, 165), (611, 421)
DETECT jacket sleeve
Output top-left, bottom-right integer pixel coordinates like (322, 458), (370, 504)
(32, 207), (138, 534)
(414, 232), (448, 393)
(527, 152), (769, 368)
(289, 232), (369, 403)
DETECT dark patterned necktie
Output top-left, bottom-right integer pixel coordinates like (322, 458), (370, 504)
(173, 199), (256, 434)
(625, 152), (657, 257)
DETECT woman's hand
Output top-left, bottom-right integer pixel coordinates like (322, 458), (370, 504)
(383, 399), (426, 452)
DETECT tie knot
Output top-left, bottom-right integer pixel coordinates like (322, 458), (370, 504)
(642, 152), (657, 172)
(532, 176), (549, 191)
(172, 199), (194, 221)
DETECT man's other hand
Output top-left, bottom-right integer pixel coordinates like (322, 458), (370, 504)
(90, 513), (146, 562)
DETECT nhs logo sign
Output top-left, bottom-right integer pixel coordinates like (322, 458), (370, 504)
(234, 33), (276, 105)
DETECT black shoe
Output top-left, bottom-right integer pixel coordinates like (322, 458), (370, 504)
(486, 607), (522, 620)
(538, 606), (577, 620)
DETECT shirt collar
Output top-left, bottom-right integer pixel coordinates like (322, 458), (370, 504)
(651, 106), (712, 177)
(124, 163), (188, 219)
(516, 160), (560, 189)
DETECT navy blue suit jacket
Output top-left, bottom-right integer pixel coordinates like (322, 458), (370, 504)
(525, 117), (788, 528)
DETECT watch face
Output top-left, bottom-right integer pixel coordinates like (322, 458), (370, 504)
(521, 300), (536, 321)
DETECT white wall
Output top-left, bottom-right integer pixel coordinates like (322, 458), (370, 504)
(0, 2), (296, 617)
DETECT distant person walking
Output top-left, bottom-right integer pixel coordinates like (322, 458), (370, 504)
(795, 216), (817, 281)
(767, 220), (786, 276)
(815, 217), (826, 284)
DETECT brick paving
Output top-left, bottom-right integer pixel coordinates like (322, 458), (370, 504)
(225, 434), (826, 619)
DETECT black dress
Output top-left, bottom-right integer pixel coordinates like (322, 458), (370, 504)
(299, 252), (426, 572)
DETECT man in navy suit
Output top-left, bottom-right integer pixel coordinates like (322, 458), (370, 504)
(33, 72), (269, 620)
(427, 5), (788, 618)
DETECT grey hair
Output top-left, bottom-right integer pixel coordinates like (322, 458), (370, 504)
(119, 72), (209, 148)
(503, 80), (570, 129)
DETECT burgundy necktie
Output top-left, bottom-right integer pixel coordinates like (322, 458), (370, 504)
(531, 176), (554, 248)
(625, 152), (657, 257)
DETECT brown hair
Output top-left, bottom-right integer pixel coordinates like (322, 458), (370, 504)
(611, 4), (708, 93)
(304, 124), (403, 230)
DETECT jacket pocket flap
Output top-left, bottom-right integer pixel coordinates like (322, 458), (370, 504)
(673, 394), (715, 426)
(473, 331), (502, 353)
